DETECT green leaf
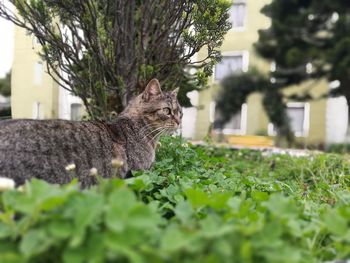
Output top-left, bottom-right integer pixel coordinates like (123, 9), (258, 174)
(46, 220), (73, 239)
(199, 215), (233, 238)
(0, 253), (24, 263)
(174, 200), (193, 224)
(263, 194), (298, 219)
(209, 192), (231, 210)
(104, 233), (144, 263)
(127, 204), (160, 230)
(185, 188), (210, 209)
(84, 231), (105, 263)
(3, 179), (73, 214)
(64, 191), (104, 247)
(20, 229), (53, 258)
(105, 188), (137, 232)
(63, 247), (86, 263)
(72, 192), (104, 229)
(160, 225), (195, 252)
(0, 223), (12, 239)
(322, 208), (348, 236)
(251, 191), (269, 201)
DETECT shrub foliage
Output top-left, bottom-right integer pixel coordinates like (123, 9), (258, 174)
(1, 137), (350, 262)
(0, 1), (231, 118)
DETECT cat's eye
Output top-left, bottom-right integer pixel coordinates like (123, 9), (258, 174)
(163, 107), (171, 115)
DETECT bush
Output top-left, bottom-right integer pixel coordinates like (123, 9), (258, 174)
(327, 143), (350, 154)
(0, 107), (11, 119)
(0, 137), (350, 263)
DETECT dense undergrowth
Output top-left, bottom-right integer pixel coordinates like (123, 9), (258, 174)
(0, 136), (350, 263)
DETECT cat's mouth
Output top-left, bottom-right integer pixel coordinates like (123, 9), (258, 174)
(144, 121), (181, 140)
(166, 124), (181, 134)
(143, 125), (179, 141)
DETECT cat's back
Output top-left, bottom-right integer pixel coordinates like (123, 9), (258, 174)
(0, 119), (108, 151)
(0, 119), (115, 186)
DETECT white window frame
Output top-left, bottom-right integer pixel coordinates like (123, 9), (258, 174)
(267, 123), (277, 137)
(34, 61), (43, 85)
(209, 101), (216, 123)
(228, 0), (247, 32)
(32, 101), (43, 119)
(213, 51), (249, 83)
(223, 103), (248, 135)
(70, 103), (83, 121)
(267, 102), (310, 137)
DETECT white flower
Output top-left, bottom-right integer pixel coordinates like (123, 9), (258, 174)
(181, 143), (188, 148)
(0, 177), (15, 191)
(17, 185), (25, 192)
(111, 159), (123, 168)
(89, 167), (98, 176)
(65, 163), (76, 171)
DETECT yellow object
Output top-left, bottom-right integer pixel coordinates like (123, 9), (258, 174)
(227, 135), (274, 147)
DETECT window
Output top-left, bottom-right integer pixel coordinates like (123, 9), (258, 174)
(34, 62), (43, 85)
(213, 103), (247, 135)
(214, 55), (243, 81)
(70, 103), (82, 121)
(286, 105), (306, 136)
(223, 110), (242, 131)
(228, 1), (246, 28)
(268, 103), (310, 137)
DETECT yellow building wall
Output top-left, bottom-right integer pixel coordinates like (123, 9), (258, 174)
(195, 0), (272, 139)
(11, 26), (59, 119)
(283, 80), (328, 145)
(194, 0), (329, 145)
(245, 92), (269, 135)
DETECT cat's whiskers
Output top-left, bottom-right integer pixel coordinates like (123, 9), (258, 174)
(162, 124), (179, 135)
(139, 123), (155, 134)
(143, 125), (161, 135)
(141, 120), (182, 142)
(151, 128), (167, 141)
(139, 124), (159, 138)
(141, 126), (163, 141)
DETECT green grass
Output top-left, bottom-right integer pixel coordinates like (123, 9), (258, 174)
(0, 136), (350, 263)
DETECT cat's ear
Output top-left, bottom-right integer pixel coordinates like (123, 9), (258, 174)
(142, 79), (162, 101)
(171, 87), (179, 97)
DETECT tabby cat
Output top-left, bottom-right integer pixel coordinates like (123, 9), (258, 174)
(0, 79), (182, 187)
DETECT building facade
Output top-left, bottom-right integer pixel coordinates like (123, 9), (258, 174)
(11, 25), (82, 121)
(187, 0), (348, 146)
(11, 1), (348, 146)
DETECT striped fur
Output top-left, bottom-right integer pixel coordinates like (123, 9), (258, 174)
(0, 79), (182, 187)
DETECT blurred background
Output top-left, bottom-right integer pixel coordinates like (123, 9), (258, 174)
(0, 0), (349, 152)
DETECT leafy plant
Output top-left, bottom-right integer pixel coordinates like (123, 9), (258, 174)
(0, 71), (11, 97)
(0, 136), (350, 262)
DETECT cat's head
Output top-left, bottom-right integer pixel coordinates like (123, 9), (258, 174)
(122, 79), (183, 133)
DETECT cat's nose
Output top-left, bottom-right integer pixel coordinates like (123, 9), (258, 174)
(173, 116), (181, 125)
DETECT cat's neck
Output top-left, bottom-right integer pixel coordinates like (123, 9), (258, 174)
(107, 116), (158, 147)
